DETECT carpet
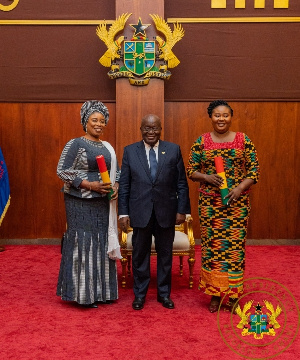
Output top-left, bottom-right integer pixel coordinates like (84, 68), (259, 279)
(0, 245), (299, 360)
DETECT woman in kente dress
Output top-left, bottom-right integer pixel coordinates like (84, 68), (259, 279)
(57, 100), (121, 308)
(187, 100), (260, 313)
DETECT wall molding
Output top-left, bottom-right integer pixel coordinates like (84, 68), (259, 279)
(1, 17), (300, 25)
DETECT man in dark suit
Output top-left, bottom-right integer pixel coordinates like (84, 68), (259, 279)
(118, 114), (190, 310)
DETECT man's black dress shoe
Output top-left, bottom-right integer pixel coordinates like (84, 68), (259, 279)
(157, 296), (175, 309)
(132, 297), (145, 310)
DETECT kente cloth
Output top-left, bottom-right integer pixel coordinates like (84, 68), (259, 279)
(187, 132), (260, 298)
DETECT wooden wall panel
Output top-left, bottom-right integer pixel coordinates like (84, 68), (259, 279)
(0, 101), (299, 240)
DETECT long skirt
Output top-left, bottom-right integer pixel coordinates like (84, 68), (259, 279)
(199, 192), (250, 299)
(57, 194), (118, 304)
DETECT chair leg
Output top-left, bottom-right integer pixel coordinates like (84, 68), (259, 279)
(188, 257), (196, 288)
(179, 256), (183, 276)
(120, 257), (128, 288)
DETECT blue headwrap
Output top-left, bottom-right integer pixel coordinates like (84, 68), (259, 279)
(80, 100), (109, 131)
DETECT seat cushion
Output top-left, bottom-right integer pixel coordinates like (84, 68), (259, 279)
(125, 231), (190, 251)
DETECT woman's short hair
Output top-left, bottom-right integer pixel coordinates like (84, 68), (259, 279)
(207, 100), (233, 118)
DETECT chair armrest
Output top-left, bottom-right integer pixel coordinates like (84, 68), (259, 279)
(120, 231), (127, 248)
(185, 216), (195, 246)
(120, 226), (133, 248)
(185, 214), (193, 222)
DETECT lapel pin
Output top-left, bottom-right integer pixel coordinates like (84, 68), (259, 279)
(162, 152), (165, 154)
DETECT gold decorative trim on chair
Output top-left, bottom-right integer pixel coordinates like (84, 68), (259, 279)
(120, 215), (195, 288)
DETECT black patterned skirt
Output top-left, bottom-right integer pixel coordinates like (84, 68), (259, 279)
(57, 194), (118, 304)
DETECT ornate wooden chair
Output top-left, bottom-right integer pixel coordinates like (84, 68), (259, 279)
(120, 215), (195, 288)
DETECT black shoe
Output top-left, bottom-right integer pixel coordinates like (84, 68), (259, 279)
(132, 297), (145, 310)
(96, 300), (114, 305)
(157, 296), (175, 309)
(105, 300), (114, 304)
(81, 303), (98, 308)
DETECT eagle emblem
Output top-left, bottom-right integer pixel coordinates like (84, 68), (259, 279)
(96, 13), (184, 85)
(149, 14), (185, 68)
(96, 13), (132, 68)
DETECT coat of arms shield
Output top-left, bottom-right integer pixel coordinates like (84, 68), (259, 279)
(124, 41), (155, 76)
(96, 13), (184, 85)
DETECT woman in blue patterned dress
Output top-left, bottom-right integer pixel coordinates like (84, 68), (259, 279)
(187, 100), (260, 313)
(56, 101), (121, 308)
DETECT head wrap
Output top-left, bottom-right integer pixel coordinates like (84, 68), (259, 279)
(80, 100), (109, 131)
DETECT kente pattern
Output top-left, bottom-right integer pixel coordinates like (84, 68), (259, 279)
(187, 132), (260, 298)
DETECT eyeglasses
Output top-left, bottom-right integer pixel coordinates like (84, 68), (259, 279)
(141, 127), (161, 133)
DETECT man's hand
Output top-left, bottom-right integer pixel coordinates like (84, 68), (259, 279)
(175, 213), (186, 225)
(119, 216), (130, 233)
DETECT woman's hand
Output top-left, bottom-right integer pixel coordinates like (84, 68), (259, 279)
(225, 179), (254, 205)
(204, 174), (224, 187)
(110, 184), (119, 200)
(89, 181), (112, 194)
(225, 186), (243, 205)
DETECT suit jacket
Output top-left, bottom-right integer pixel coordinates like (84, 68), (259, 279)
(118, 140), (191, 228)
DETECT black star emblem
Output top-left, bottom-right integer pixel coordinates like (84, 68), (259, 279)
(130, 18), (150, 37)
(255, 303), (262, 312)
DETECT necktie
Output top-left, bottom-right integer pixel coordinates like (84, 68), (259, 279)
(149, 147), (157, 181)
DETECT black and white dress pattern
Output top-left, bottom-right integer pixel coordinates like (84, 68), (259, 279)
(56, 137), (120, 304)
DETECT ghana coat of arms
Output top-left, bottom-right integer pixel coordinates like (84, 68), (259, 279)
(96, 13), (184, 85)
(236, 300), (282, 339)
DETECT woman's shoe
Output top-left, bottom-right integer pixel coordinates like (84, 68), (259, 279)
(81, 303), (98, 308)
(96, 300), (114, 305)
(209, 296), (220, 313)
(89, 303), (98, 308)
(104, 300), (114, 304)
